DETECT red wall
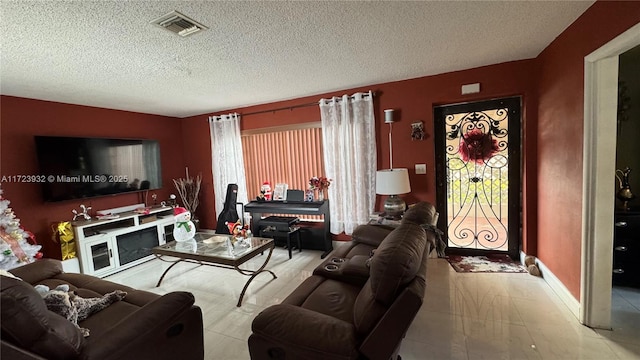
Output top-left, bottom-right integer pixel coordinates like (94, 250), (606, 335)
(0, 96), (184, 258)
(536, 1), (640, 300)
(182, 59), (538, 251)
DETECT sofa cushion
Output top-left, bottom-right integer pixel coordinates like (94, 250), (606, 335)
(78, 301), (142, 338)
(250, 304), (359, 360)
(341, 242), (376, 259)
(351, 223), (425, 335)
(0, 269), (21, 280)
(350, 225), (396, 247)
(352, 282), (388, 335)
(402, 202), (437, 226)
(368, 223), (426, 306)
(27, 273), (162, 339)
(1, 275), (84, 360)
(300, 279), (361, 323)
(9, 258), (63, 284)
(45, 273), (158, 307)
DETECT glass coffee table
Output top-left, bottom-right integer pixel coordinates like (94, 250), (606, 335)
(152, 232), (276, 307)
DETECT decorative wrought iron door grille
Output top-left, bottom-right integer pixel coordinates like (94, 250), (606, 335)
(434, 97), (521, 257)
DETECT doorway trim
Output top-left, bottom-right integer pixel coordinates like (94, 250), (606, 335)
(581, 23), (640, 329)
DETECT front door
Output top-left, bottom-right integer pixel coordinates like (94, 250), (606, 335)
(434, 97), (521, 259)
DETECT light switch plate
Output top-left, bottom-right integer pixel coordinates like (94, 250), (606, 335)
(415, 164), (427, 174)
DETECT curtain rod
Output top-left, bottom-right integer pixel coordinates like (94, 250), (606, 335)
(208, 91), (375, 120)
(241, 101), (318, 117)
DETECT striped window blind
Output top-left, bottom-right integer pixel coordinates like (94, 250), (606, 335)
(241, 123), (324, 220)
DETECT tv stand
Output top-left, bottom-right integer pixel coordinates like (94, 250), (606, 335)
(72, 206), (175, 277)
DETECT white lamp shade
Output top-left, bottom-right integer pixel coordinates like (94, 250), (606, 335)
(376, 168), (411, 195)
(384, 109), (394, 123)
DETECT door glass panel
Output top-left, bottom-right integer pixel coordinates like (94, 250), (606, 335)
(444, 109), (509, 251)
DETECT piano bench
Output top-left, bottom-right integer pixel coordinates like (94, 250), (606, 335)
(259, 226), (301, 259)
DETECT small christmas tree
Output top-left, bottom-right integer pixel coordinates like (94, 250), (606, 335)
(0, 185), (42, 270)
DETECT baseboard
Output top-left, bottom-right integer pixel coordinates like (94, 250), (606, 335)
(521, 251), (581, 320)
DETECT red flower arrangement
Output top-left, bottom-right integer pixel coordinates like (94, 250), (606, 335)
(309, 176), (332, 190)
(459, 129), (499, 164)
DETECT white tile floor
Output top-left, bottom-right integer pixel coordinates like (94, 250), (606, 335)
(106, 243), (640, 360)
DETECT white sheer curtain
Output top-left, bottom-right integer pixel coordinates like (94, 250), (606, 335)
(320, 91), (377, 235)
(209, 113), (248, 218)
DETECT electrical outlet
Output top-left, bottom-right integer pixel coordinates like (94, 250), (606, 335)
(415, 164), (427, 174)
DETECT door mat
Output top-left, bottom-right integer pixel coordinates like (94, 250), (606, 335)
(447, 254), (527, 273)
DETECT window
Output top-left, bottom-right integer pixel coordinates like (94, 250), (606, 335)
(241, 123), (324, 202)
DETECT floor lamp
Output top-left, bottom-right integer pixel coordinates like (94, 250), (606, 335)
(376, 109), (411, 219)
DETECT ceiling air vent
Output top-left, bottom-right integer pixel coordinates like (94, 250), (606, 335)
(151, 11), (208, 37)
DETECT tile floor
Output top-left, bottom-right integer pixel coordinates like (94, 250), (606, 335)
(106, 243), (640, 359)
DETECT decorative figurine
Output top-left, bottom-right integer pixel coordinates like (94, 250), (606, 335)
(260, 182), (272, 201)
(168, 194), (177, 207)
(305, 189), (314, 202)
(172, 207), (196, 242)
(72, 204), (91, 221)
(225, 220), (251, 255)
(225, 219), (251, 244)
(615, 167), (635, 211)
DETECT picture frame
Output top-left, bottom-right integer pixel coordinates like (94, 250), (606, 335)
(272, 183), (288, 201)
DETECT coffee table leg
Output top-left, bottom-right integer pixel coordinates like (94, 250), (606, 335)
(156, 259), (184, 287)
(236, 244), (277, 307)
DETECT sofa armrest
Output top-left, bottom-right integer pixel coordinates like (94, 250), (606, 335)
(1, 340), (48, 360)
(250, 304), (358, 358)
(85, 291), (203, 360)
(9, 259), (63, 284)
(312, 255), (370, 286)
(350, 225), (394, 247)
(341, 255), (370, 278)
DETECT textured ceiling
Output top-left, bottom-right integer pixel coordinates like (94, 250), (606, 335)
(0, 1), (594, 118)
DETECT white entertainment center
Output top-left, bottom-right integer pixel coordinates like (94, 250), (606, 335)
(71, 204), (175, 277)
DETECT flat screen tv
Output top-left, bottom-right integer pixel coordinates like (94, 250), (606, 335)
(34, 136), (162, 202)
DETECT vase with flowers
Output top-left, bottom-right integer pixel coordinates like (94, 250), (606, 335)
(309, 176), (332, 201)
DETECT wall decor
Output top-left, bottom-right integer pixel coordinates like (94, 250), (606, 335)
(411, 121), (425, 140)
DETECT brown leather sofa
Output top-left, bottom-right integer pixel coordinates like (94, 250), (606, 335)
(248, 202), (437, 360)
(312, 201), (439, 287)
(1, 259), (204, 360)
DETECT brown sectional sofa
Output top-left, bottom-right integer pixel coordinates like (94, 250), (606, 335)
(313, 201), (439, 287)
(1, 259), (204, 360)
(248, 202), (438, 360)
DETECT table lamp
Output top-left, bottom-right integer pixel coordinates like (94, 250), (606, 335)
(376, 168), (411, 219)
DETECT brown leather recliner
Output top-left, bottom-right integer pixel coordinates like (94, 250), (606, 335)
(1, 259), (204, 360)
(248, 202), (436, 360)
(312, 201), (439, 287)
